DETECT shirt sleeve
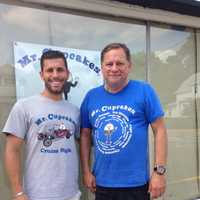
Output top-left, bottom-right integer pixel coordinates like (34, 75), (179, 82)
(80, 92), (92, 129)
(2, 101), (28, 139)
(144, 83), (164, 123)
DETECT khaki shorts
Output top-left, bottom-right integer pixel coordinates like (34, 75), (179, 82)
(66, 191), (81, 200)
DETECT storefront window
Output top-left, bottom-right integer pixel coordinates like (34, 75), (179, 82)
(150, 24), (198, 200)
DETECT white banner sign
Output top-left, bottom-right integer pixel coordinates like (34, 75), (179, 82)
(14, 42), (102, 107)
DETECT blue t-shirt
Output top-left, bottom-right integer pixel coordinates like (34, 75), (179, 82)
(80, 80), (164, 187)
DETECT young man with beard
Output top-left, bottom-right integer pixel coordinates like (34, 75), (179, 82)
(2, 50), (81, 200)
(80, 43), (167, 200)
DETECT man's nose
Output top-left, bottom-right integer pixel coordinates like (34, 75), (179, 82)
(111, 64), (118, 71)
(52, 69), (59, 77)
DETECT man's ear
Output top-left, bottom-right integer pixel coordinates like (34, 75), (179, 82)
(40, 71), (44, 81)
(66, 69), (70, 80)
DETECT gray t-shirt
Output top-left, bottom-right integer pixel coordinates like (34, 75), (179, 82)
(3, 95), (80, 200)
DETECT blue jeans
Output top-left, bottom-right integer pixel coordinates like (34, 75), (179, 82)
(95, 184), (150, 200)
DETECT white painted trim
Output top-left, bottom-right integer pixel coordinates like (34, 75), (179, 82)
(21, 0), (200, 28)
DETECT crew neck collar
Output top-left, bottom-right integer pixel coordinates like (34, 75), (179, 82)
(39, 93), (64, 103)
(104, 80), (130, 94)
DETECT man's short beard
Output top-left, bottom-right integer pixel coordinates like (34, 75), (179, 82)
(45, 83), (64, 95)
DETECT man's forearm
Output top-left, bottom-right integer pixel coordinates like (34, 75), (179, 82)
(155, 128), (167, 165)
(151, 118), (167, 166)
(4, 139), (23, 194)
(80, 128), (92, 174)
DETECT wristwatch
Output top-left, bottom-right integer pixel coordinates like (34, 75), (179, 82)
(154, 165), (166, 175)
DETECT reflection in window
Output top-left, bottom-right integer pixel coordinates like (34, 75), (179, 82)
(150, 24), (198, 200)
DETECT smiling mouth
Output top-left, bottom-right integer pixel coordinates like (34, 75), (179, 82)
(50, 80), (64, 87)
(109, 75), (121, 78)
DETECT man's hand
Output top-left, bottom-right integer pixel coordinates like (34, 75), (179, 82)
(148, 172), (166, 199)
(14, 193), (29, 200)
(83, 171), (96, 193)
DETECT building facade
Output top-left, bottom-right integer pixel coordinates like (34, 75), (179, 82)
(0, 0), (200, 199)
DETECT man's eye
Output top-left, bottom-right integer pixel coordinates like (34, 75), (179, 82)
(57, 68), (65, 72)
(106, 63), (113, 67)
(46, 69), (53, 73)
(117, 62), (123, 66)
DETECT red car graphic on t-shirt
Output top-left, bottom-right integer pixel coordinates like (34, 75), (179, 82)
(37, 124), (72, 147)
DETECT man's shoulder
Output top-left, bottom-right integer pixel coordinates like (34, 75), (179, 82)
(63, 100), (80, 113)
(87, 85), (104, 95)
(14, 95), (39, 106)
(130, 80), (148, 86)
(128, 80), (156, 98)
(81, 85), (103, 106)
(130, 80), (153, 90)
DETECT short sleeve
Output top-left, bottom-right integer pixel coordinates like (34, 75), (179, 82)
(2, 101), (28, 139)
(144, 83), (164, 123)
(80, 92), (92, 129)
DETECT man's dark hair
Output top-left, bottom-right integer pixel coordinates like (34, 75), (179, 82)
(101, 43), (131, 63)
(40, 50), (68, 71)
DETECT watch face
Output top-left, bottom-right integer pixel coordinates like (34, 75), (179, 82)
(154, 165), (166, 175)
